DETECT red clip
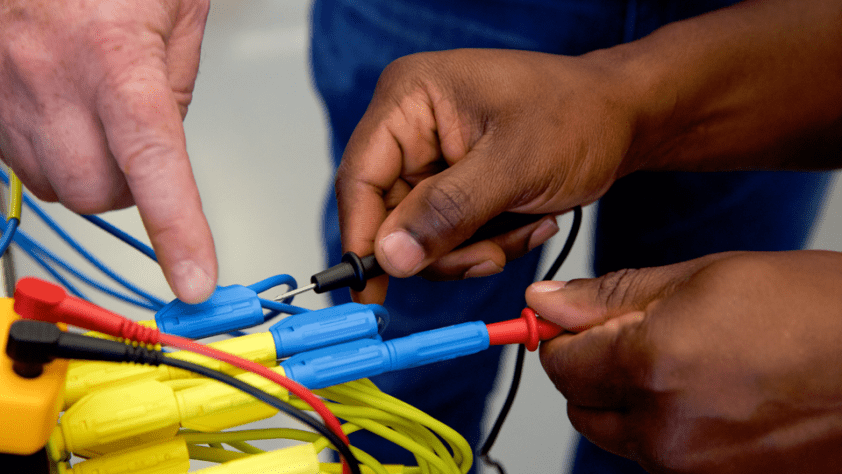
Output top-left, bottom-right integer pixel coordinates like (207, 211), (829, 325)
(486, 307), (563, 351)
(13, 277), (159, 344)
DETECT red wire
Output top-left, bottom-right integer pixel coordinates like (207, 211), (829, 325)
(13, 277), (352, 474)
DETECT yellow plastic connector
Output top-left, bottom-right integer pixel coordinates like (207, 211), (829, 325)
(63, 331), (278, 408)
(0, 297), (69, 455)
(54, 367), (290, 456)
(192, 443), (319, 474)
(57, 437), (190, 474)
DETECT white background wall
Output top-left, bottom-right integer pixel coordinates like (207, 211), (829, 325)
(13, 1), (839, 472)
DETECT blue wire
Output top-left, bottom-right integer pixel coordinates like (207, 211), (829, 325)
(248, 274), (307, 322)
(0, 168), (166, 309)
(81, 214), (157, 262)
(0, 217), (19, 257)
(248, 274), (297, 297)
(12, 228), (159, 310)
(258, 298), (309, 315)
(16, 238), (88, 300)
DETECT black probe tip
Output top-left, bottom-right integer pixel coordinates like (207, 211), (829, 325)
(311, 252), (384, 293)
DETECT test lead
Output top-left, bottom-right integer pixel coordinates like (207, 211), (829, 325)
(274, 252), (384, 301)
(275, 213), (552, 302)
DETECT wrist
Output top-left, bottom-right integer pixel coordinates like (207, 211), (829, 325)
(590, 0), (842, 174)
(576, 45), (674, 178)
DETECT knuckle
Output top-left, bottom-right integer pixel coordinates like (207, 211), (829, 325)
(51, 165), (127, 214)
(116, 136), (169, 178)
(595, 267), (640, 309)
(417, 178), (473, 242)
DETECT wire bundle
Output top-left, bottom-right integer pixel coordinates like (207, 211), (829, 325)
(178, 377), (471, 474)
(40, 325), (470, 473)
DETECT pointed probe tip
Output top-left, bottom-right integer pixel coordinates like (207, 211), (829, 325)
(274, 283), (316, 302)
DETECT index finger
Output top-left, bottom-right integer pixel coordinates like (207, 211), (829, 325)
(97, 67), (217, 304)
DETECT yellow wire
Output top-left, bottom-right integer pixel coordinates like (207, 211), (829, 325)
(288, 398), (457, 474)
(7, 169), (22, 220)
(187, 444), (249, 463)
(224, 440), (264, 454)
(347, 381), (471, 473)
(180, 425), (390, 474)
(314, 383), (466, 473)
(181, 428), (320, 445)
(322, 381), (471, 473)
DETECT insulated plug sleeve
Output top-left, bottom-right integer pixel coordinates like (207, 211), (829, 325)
(269, 302), (386, 358)
(281, 321), (489, 389)
(311, 252), (384, 293)
(486, 308), (563, 351)
(154, 285), (265, 339)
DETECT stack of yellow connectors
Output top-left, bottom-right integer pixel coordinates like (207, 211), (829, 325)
(51, 338), (472, 474)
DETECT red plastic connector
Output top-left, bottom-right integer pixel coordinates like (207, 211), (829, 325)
(14, 277), (160, 344)
(486, 308), (563, 351)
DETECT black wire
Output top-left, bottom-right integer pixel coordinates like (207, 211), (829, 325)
(479, 206), (583, 473)
(159, 356), (362, 474)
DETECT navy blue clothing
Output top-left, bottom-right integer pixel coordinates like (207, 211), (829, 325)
(309, 1), (833, 472)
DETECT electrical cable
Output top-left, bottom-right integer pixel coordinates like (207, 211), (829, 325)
(478, 206), (583, 474)
(6, 226), (160, 309)
(12, 278), (358, 474)
(0, 217), (19, 259)
(4, 319), (363, 474)
(160, 356), (360, 473)
(316, 379), (471, 474)
(0, 168), (166, 309)
(0, 169), (22, 257)
(80, 214), (158, 262)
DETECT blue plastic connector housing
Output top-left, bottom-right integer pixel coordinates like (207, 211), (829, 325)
(269, 302), (387, 358)
(155, 285), (265, 338)
(281, 321), (489, 389)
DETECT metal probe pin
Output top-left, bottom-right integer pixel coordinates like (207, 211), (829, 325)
(274, 283), (316, 302)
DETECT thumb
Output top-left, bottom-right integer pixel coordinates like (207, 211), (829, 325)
(525, 253), (734, 331)
(373, 151), (519, 277)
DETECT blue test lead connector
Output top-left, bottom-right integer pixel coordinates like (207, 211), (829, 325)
(269, 302), (388, 358)
(154, 274), (307, 339)
(155, 281), (386, 354)
(281, 321), (490, 389)
(155, 284), (268, 338)
(280, 308), (565, 389)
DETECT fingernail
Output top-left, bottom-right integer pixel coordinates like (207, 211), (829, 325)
(527, 218), (560, 251)
(171, 260), (215, 303)
(530, 280), (567, 292)
(380, 230), (425, 275)
(463, 260), (504, 279)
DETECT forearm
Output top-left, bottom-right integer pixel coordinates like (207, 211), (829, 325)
(610, 0), (842, 173)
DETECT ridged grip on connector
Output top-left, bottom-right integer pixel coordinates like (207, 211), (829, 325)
(58, 437), (189, 474)
(281, 322), (489, 389)
(155, 285), (263, 339)
(7, 320), (164, 367)
(14, 277), (160, 345)
(312, 253), (383, 293)
(269, 303), (385, 358)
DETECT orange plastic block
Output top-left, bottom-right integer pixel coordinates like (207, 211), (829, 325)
(0, 297), (68, 455)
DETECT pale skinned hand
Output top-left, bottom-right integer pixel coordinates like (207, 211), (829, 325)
(0, 0), (216, 303)
(337, 48), (645, 303)
(526, 250), (842, 473)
